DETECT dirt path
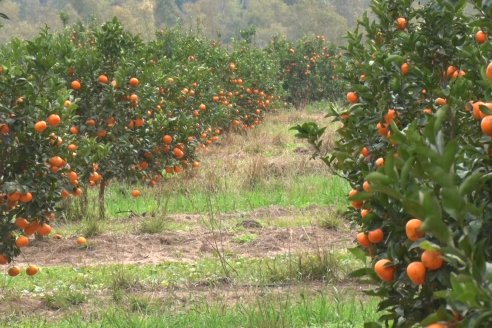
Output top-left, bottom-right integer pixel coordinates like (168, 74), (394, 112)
(18, 222), (352, 267)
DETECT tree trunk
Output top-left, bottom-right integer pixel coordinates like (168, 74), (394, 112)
(99, 180), (106, 221)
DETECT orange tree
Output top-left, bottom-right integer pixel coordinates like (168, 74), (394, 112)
(267, 34), (341, 109)
(294, 0), (492, 326)
(0, 30), (80, 274)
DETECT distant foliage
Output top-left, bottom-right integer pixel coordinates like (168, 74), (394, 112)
(0, 0), (370, 45)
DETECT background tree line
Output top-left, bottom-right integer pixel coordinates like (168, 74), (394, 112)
(0, 0), (370, 45)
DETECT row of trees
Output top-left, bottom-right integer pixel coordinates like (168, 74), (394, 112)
(0, 0), (371, 45)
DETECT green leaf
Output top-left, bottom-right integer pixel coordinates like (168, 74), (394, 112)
(420, 191), (450, 242)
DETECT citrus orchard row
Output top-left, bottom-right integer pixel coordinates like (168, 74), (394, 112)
(0, 20), (340, 277)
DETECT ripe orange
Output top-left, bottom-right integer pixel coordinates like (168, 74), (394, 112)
(199, 103), (206, 111)
(356, 232), (371, 248)
(48, 114), (61, 127)
(396, 17), (407, 30)
(407, 261), (426, 285)
(368, 228), (384, 244)
(376, 122), (389, 137)
(421, 250), (444, 270)
(229, 63), (236, 71)
(162, 134), (173, 144)
(70, 126), (78, 134)
(20, 192), (32, 203)
(0, 254), (8, 265)
(26, 264), (39, 276)
(425, 323), (448, 328)
(15, 235), (29, 248)
(24, 222), (40, 236)
(362, 181), (371, 192)
(405, 218), (425, 241)
(435, 97), (447, 106)
(173, 147), (184, 159)
(71, 80), (81, 90)
(475, 30), (487, 44)
(361, 209), (370, 219)
(8, 266), (21, 277)
(481, 115), (492, 136)
(67, 143), (77, 152)
(34, 120), (47, 133)
(131, 189), (141, 198)
(192, 161), (200, 169)
(349, 189), (363, 209)
(130, 94), (138, 103)
(446, 65), (457, 78)
(487, 62), (492, 80)
(129, 77), (139, 87)
(15, 217), (29, 229)
(98, 74), (109, 84)
(401, 62), (409, 75)
(346, 91), (358, 104)
(49, 156), (64, 167)
(76, 236), (87, 245)
(360, 147), (370, 157)
(375, 157), (384, 168)
(374, 259), (395, 282)
(38, 223), (52, 236)
(472, 101), (492, 120)
(422, 108), (433, 115)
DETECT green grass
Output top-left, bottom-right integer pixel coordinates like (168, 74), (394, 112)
(0, 291), (379, 328)
(70, 175), (349, 220)
(0, 252), (359, 294)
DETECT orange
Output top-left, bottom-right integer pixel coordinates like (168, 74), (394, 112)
(421, 250), (444, 270)
(131, 189), (141, 198)
(76, 236), (87, 245)
(20, 192), (32, 203)
(401, 62), (409, 75)
(98, 74), (109, 84)
(15, 217), (29, 229)
(422, 108), (432, 115)
(374, 259), (395, 282)
(362, 181), (371, 192)
(361, 209), (370, 219)
(435, 97), (447, 106)
(472, 101), (492, 120)
(162, 134), (173, 145)
(199, 103), (206, 111)
(24, 222), (39, 236)
(229, 63), (236, 71)
(396, 17), (407, 30)
(406, 218), (425, 241)
(15, 235), (29, 248)
(407, 261), (426, 285)
(349, 189), (363, 209)
(376, 122), (389, 137)
(446, 65), (457, 78)
(173, 147), (184, 159)
(67, 143), (77, 152)
(70, 126), (78, 134)
(8, 266), (21, 277)
(129, 77), (139, 87)
(34, 121), (47, 133)
(356, 232), (371, 248)
(192, 161), (200, 169)
(475, 30), (487, 44)
(346, 91), (358, 104)
(130, 94), (138, 103)
(487, 62), (492, 80)
(0, 254), (8, 265)
(368, 228), (384, 244)
(384, 109), (396, 125)
(71, 80), (81, 90)
(26, 264), (39, 276)
(375, 157), (384, 168)
(360, 147), (370, 157)
(38, 223), (52, 236)
(49, 156), (64, 167)
(426, 323), (448, 328)
(481, 115), (492, 136)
